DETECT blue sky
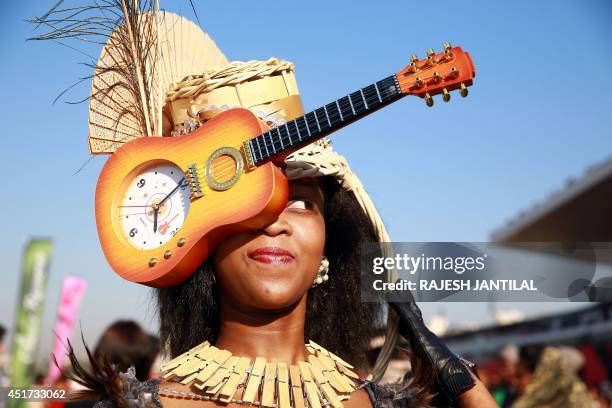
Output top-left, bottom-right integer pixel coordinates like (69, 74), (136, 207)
(1, 0), (611, 363)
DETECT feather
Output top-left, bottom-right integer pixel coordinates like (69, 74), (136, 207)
(29, 1), (228, 154)
(61, 333), (128, 406)
(29, 0), (159, 139)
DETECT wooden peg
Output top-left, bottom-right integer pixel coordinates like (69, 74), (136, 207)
(220, 357), (251, 402)
(333, 368), (356, 393)
(325, 350), (354, 370)
(243, 357), (267, 403)
(308, 362), (343, 408)
(299, 362), (322, 408)
(179, 371), (201, 385)
(203, 356), (238, 390)
(169, 344), (213, 377)
(176, 345), (219, 383)
(193, 349), (231, 388)
(310, 355), (352, 393)
(277, 363), (291, 408)
(261, 362), (278, 407)
(335, 363), (360, 380)
(289, 365), (306, 408)
(320, 383), (343, 408)
(308, 340), (326, 353)
(173, 355), (204, 377)
(307, 360), (327, 385)
(161, 342), (209, 372)
(207, 378), (226, 395)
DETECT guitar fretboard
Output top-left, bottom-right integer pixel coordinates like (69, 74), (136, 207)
(247, 74), (403, 165)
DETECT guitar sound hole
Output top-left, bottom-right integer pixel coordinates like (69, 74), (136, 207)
(210, 155), (237, 184)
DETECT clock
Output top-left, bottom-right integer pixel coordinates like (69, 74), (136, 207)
(118, 163), (190, 250)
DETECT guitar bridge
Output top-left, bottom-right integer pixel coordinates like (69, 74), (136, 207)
(241, 141), (256, 171)
(186, 163), (204, 199)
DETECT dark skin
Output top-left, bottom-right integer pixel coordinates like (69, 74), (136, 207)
(158, 178), (496, 407)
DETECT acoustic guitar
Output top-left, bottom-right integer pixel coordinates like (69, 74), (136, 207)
(95, 44), (475, 287)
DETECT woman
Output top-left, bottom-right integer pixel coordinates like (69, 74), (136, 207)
(71, 167), (496, 407)
(31, 5), (497, 405)
(72, 170), (495, 407)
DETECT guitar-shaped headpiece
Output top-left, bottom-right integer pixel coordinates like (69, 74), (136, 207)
(95, 44), (475, 287)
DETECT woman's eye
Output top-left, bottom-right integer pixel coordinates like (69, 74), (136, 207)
(287, 199), (314, 210)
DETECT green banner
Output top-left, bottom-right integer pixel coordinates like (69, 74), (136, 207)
(8, 239), (52, 406)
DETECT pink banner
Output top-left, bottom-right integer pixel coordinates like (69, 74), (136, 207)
(46, 275), (86, 386)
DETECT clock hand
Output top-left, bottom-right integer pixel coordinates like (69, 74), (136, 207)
(153, 178), (186, 234)
(158, 177), (187, 207)
(153, 206), (159, 233)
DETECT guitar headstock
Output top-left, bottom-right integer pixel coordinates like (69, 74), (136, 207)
(395, 43), (476, 106)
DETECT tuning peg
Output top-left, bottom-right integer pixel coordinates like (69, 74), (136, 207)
(415, 77), (424, 87)
(443, 42), (453, 60)
(442, 88), (451, 102)
(450, 67), (459, 77)
(427, 48), (436, 66)
(408, 54), (420, 73)
(425, 92), (434, 107)
(433, 72), (442, 83)
(460, 82), (468, 97)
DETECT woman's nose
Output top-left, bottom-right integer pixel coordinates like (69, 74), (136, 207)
(259, 212), (292, 236)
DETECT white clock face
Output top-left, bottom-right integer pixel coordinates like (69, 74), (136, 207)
(118, 164), (190, 250)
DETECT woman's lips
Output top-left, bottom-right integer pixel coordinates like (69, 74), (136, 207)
(248, 246), (295, 265)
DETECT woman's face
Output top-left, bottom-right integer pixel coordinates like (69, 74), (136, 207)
(212, 178), (326, 311)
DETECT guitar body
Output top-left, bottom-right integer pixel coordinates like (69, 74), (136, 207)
(95, 108), (289, 287)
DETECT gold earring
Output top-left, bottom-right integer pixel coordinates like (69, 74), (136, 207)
(312, 257), (329, 287)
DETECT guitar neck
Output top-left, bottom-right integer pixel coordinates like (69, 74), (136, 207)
(245, 74), (404, 165)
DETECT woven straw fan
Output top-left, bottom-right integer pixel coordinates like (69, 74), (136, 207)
(88, 11), (228, 154)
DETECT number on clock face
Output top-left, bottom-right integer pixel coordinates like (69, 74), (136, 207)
(119, 164), (190, 250)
